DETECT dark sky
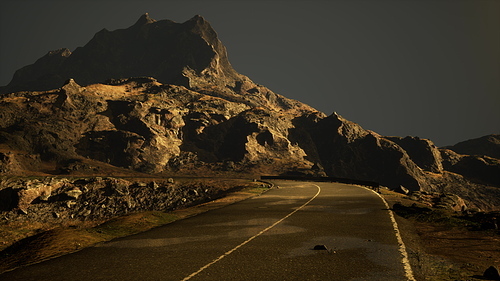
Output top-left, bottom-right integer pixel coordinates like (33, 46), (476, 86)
(1, 0), (498, 146)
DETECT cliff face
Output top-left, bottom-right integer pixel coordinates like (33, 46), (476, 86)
(0, 14), (498, 211)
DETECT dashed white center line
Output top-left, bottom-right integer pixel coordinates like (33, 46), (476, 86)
(181, 184), (321, 281)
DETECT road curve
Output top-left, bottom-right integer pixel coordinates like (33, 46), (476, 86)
(0, 180), (414, 281)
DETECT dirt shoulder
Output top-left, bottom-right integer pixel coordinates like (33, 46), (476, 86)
(382, 190), (500, 281)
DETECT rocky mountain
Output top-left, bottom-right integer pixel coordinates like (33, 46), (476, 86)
(0, 14), (499, 212)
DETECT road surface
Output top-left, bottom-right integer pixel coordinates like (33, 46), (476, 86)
(0, 180), (414, 281)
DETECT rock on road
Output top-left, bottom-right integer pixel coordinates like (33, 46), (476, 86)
(0, 180), (414, 281)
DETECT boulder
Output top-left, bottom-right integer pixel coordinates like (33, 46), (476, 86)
(13, 178), (68, 212)
(483, 266), (500, 280)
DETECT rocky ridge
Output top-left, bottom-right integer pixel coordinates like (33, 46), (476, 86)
(444, 134), (500, 159)
(0, 14), (499, 215)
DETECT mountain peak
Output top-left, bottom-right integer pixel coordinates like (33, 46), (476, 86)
(134, 13), (156, 26)
(189, 14), (206, 23)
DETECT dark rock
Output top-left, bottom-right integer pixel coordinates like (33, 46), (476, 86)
(313, 245), (328, 250)
(298, 112), (428, 191)
(0, 48), (71, 94)
(483, 266), (500, 280)
(110, 179), (130, 196)
(0, 187), (17, 211)
(59, 159), (100, 174)
(386, 136), (443, 173)
(150, 181), (159, 189)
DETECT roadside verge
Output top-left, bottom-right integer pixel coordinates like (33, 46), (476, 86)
(0, 183), (271, 274)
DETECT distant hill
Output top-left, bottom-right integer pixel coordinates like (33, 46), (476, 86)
(444, 134), (500, 159)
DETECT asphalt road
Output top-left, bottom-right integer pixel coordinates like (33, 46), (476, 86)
(0, 180), (414, 281)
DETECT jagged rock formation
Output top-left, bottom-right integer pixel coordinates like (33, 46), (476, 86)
(0, 14), (499, 211)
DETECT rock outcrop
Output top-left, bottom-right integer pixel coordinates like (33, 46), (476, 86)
(291, 113), (429, 191)
(386, 136), (443, 173)
(0, 177), (249, 220)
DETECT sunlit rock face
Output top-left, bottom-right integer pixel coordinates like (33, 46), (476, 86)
(0, 14), (499, 210)
(0, 75), (315, 174)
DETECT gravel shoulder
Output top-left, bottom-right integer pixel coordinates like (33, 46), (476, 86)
(383, 190), (500, 281)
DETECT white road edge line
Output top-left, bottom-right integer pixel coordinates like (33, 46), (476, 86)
(361, 186), (416, 281)
(181, 183), (322, 281)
